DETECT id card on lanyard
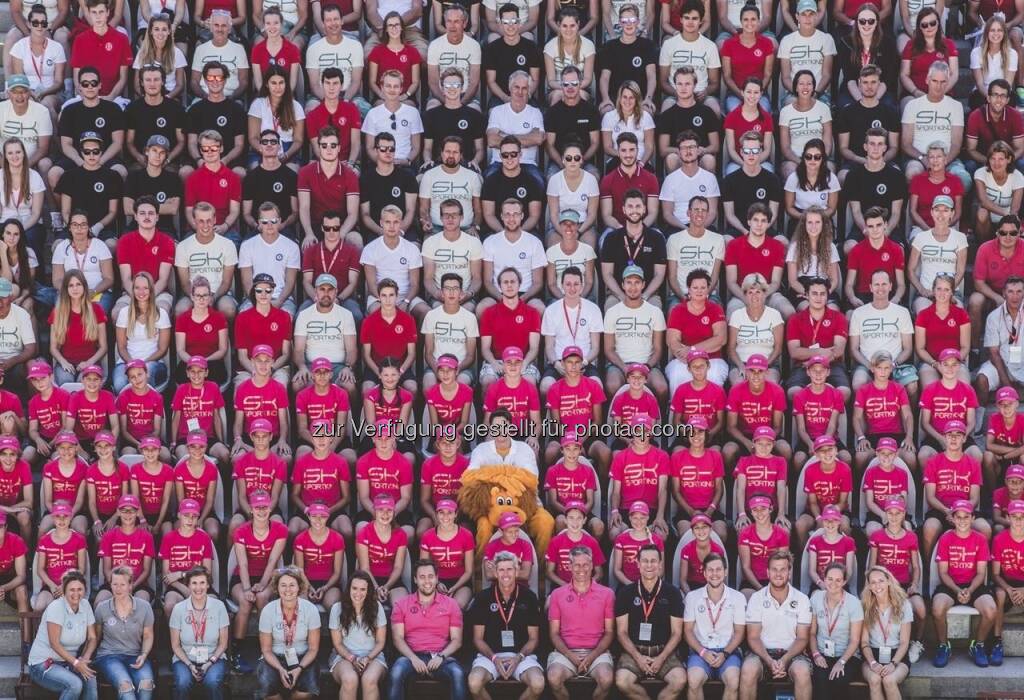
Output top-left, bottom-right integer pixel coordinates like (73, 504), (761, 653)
(188, 606), (209, 663)
(637, 579), (661, 642)
(495, 586), (518, 649)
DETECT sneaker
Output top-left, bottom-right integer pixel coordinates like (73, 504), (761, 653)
(934, 641), (952, 668)
(970, 640), (989, 667)
(908, 640), (925, 664)
(230, 653), (253, 674)
(990, 639), (1004, 666)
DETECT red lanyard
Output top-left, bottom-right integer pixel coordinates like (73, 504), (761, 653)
(494, 586), (518, 629)
(189, 605), (208, 641)
(876, 607), (892, 646)
(638, 579), (661, 622)
(562, 300), (581, 344)
(320, 243), (341, 277)
(29, 42), (46, 83)
(282, 607), (298, 647)
(824, 598), (843, 638)
(705, 595), (725, 631)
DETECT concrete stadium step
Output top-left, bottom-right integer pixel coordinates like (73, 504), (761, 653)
(0, 657), (19, 698)
(903, 656), (1024, 698)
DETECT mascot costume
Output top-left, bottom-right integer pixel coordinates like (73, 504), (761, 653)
(457, 465), (555, 557)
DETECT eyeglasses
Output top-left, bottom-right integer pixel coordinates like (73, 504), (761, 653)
(441, 211), (461, 219)
(500, 151), (520, 159)
(79, 80), (99, 88)
(259, 218), (279, 225)
(377, 145), (395, 153)
(992, 92), (1010, 100)
(741, 147), (762, 155)
(319, 141), (339, 149)
(254, 287), (273, 294)
(322, 224), (342, 232)
(857, 17), (877, 25)
(999, 229), (1020, 237)
(81, 148), (101, 156)
(200, 145), (220, 153)
(803, 153), (823, 161)
(561, 80), (580, 87)
(442, 82), (462, 90)
(29, 19), (48, 27)
(563, 154), (582, 162)
(919, 19), (937, 28)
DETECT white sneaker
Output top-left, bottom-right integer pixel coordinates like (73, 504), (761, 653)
(908, 640), (925, 664)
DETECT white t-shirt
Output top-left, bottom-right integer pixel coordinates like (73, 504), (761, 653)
(785, 240), (840, 279)
(482, 231), (547, 291)
(419, 165), (482, 228)
(10, 37), (66, 91)
(546, 241), (597, 294)
(0, 169), (44, 226)
(421, 305), (479, 362)
(600, 110), (656, 162)
(864, 599), (914, 649)
(262, 0), (301, 26)
(0, 100), (53, 160)
(849, 302), (913, 362)
(666, 229), (725, 286)
(137, 0), (186, 28)
(683, 586), (747, 650)
(542, 36), (597, 76)
(778, 100), (832, 157)
(132, 48), (188, 94)
(975, 168), (1024, 223)
(809, 590), (864, 657)
(28, 598), (95, 666)
(542, 297), (604, 360)
(174, 233), (239, 293)
(545, 170), (600, 221)
(306, 36), (365, 92)
(910, 227), (968, 291)
(115, 306), (171, 360)
(258, 599), (321, 656)
(902, 95), (964, 155)
(21, 0), (59, 22)
(238, 234), (301, 301)
(192, 39), (250, 95)
(728, 306), (783, 363)
(421, 230), (484, 290)
(52, 238), (111, 292)
(984, 303), (1024, 379)
(0, 304), (34, 360)
(970, 46), (1018, 90)
(659, 167), (721, 226)
(487, 103), (545, 165)
(658, 34), (721, 94)
(604, 300), (666, 364)
(328, 602), (387, 658)
(169, 598), (230, 652)
(783, 170), (840, 213)
(777, 29), (837, 85)
(247, 98), (305, 151)
(362, 103), (424, 163)
(427, 34), (482, 90)
(745, 585), (812, 650)
(359, 236), (423, 299)
(294, 303), (357, 364)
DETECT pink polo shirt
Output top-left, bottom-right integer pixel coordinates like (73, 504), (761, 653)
(548, 582), (615, 649)
(391, 593), (462, 654)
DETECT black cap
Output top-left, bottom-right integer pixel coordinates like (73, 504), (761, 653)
(252, 273), (276, 286)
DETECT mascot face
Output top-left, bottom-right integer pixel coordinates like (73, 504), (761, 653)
(490, 487), (528, 526)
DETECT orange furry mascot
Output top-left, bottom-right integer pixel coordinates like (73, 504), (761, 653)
(457, 465), (554, 558)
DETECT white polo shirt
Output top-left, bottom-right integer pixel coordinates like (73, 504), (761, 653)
(683, 585), (747, 650)
(745, 584), (812, 651)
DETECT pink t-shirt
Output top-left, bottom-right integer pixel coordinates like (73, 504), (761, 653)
(670, 381), (726, 429)
(391, 593), (462, 654)
(738, 524), (790, 581)
(543, 461), (598, 507)
(988, 412), (1024, 446)
(862, 464), (910, 504)
(355, 450), (414, 502)
(548, 582), (615, 649)
(735, 454), (787, 508)
(355, 524), (408, 578)
(610, 446), (671, 509)
(483, 536), (535, 565)
(294, 529), (345, 582)
(115, 387), (165, 440)
(129, 462), (174, 517)
(924, 453), (982, 507)
(38, 530), (87, 585)
(420, 454), (469, 504)
(935, 529), (990, 587)
(793, 384), (846, 441)
(291, 451), (351, 506)
(0, 460), (30, 507)
(233, 520), (289, 578)
(420, 527), (475, 580)
(868, 528), (919, 586)
(546, 531), (605, 582)
(725, 381), (787, 437)
(97, 527), (155, 579)
(919, 381), (979, 435)
(680, 538), (726, 586)
(546, 377), (606, 434)
(671, 448), (724, 510)
(613, 530), (664, 583)
(610, 390), (662, 424)
(86, 461), (130, 517)
(807, 533), (857, 580)
(173, 458), (220, 510)
(295, 383), (351, 422)
(483, 379), (541, 432)
(854, 381), (910, 436)
(993, 529), (1024, 581)
(424, 383), (474, 425)
(802, 461), (853, 509)
(43, 459), (88, 505)
(159, 529), (214, 573)
(232, 451), (288, 500)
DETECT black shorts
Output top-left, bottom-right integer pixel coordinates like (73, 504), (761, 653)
(924, 508), (983, 523)
(867, 432), (907, 446)
(676, 510), (725, 523)
(921, 436), (946, 453)
(355, 509), (414, 528)
(542, 363), (601, 381)
(997, 579), (1024, 608)
(308, 578), (330, 589)
(869, 647), (911, 669)
(934, 584), (994, 605)
(866, 512), (915, 529)
(786, 364), (852, 391)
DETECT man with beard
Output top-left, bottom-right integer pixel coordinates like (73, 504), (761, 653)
(599, 133), (659, 233)
(682, 553), (747, 700)
(601, 190), (666, 309)
(660, 130), (720, 232)
(419, 136), (482, 236)
(603, 265), (667, 402)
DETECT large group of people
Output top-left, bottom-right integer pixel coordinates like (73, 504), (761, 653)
(1, 0), (1024, 697)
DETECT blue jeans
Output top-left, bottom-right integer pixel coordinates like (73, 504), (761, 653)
(29, 661), (99, 700)
(111, 360), (167, 393)
(171, 658), (226, 700)
(387, 653), (467, 700)
(94, 654), (154, 700)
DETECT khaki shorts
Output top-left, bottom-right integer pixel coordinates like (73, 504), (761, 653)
(749, 650), (812, 681)
(616, 645), (684, 679)
(471, 652), (543, 681)
(546, 649), (615, 678)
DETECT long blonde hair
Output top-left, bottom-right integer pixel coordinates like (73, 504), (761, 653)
(860, 565), (909, 629)
(126, 272), (159, 340)
(137, 15), (176, 78)
(556, 8), (583, 71)
(52, 270), (100, 347)
(1, 139), (29, 209)
(980, 15), (1012, 83)
(615, 80), (643, 125)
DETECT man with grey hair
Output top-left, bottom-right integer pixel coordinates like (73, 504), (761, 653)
(901, 61), (969, 190)
(427, 5), (481, 109)
(467, 551), (545, 700)
(190, 9), (250, 101)
(546, 546), (616, 700)
(486, 70), (545, 187)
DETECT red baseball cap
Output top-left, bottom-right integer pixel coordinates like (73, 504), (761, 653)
(0, 436), (18, 453)
(502, 347), (524, 362)
(187, 355), (208, 369)
(749, 495), (773, 510)
(117, 494), (141, 510)
(819, 505), (843, 521)
(436, 499), (458, 513)
(305, 503), (330, 517)
(251, 344), (274, 359)
(178, 498), (201, 515)
(27, 361), (52, 379)
(498, 512), (523, 528)
(813, 435), (837, 451)
(805, 355), (830, 369)
(250, 491), (273, 509)
(186, 431), (208, 447)
(125, 359), (147, 372)
(943, 420), (968, 435)
(937, 348), (962, 363)
(93, 431), (116, 446)
(249, 418), (274, 435)
(951, 499), (974, 515)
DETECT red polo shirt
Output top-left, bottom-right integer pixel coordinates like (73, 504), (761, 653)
(359, 308), (417, 364)
(479, 299), (541, 356)
(115, 230), (176, 281)
(967, 105), (1024, 153)
(305, 101), (362, 162)
(847, 237), (905, 294)
(974, 238), (1024, 293)
(599, 165), (660, 224)
(185, 164), (242, 225)
(297, 161), (359, 229)
(69, 27), (132, 95)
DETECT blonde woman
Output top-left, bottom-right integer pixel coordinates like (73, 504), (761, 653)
(132, 14), (188, 100)
(971, 15), (1018, 99)
(786, 206), (841, 309)
(600, 81), (655, 168)
(49, 270), (107, 386)
(860, 566), (912, 699)
(543, 8), (595, 104)
(113, 272), (171, 393)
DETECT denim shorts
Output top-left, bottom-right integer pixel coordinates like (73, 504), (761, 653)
(687, 648), (743, 679)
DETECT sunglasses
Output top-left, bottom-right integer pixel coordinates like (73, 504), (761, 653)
(378, 145), (395, 153)
(741, 147), (762, 155)
(500, 17), (519, 24)
(857, 17), (877, 24)
(319, 142), (339, 149)
(389, 114), (397, 127)
(442, 82), (462, 90)
(803, 153), (823, 161)
(562, 80), (580, 87)
(999, 229), (1021, 237)
(919, 19), (938, 28)
(259, 218), (279, 225)
(81, 148), (101, 155)
(500, 151), (520, 159)
(200, 145), (220, 153)
(205, 75), (225, 82)
(254, 288), (273, 294)
(564, 154), (582, 162)
(260, 139), (280, 146)
(620, 16), (639, 23)
(79, 80), (99, 88)
(322, 225), (342, 232)
(30, 19), (48, 27)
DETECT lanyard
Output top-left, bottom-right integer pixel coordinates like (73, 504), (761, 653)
(320, 243), (342, 278)
(72, 241), (89, 275)
(29, 41), (46, 83)
(562, 300), (581, 344)
(824, 597), (843, 639)
(282, 607), (298, 647)
(638, 578), (661, 623)
(494, 585), (518, 629)
(876, 607), (893, 647)
(188, 604), (208, 642)
(623, 231), (645, 266)
(1005, 306), (1019, 344)
(705, 594), (725, 631)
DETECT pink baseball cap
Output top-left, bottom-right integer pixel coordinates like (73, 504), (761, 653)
(251, 344), (274, 359)
(187, 355), (208, 369)
(51, 500), (73, 517)
(1007, 500), (1024, 515)
(186, 431), (208, 447)
(0, 436), (18, 453)
(27, 361), (52, 379)
(54, 431), (78, 446)
(310, 357), (333, 373)
(498, 511), (523, 528)
(938, 348), (962, 363)
(876, 437), (899, 453)
(373, 419), (397, 438)
(249, 491), (273, 509)
(81, 365), (103, 378)
(805, 355), (830, 369)
(125, 359), (147, 372)
(691, 513), (712, 526)
(178, 498), (201, 515)
(436, 499), (458, 513)
(997, 386), (1021, 403)
(819, 504), (843, 522)
(687, 416), (709, 431)
(686, 349), (709, 364)
(249, 418), (274, 435)
(1007, 464), (1024, 481)
(560, 432), (582, 447)
(744, 354), (769, 370)
(561, 346), (584, 360)
(625, 363), (650, 377)
(752, 426), (776, 442)
(748, 495), (773, 511)
(502, 346), (524, 362)
(943, 420), (968, 435)
(139, 436), (161, 450)
(564, 500), (587, 515)
(883, 497), (906, 513)
(117, 494), (141, 510)
(629, 413), (654, 429)
(436, 355), (459, 370)
(951, 499), (974, 515)
(628, 501), (650, 516)
(813, 435), (837, 451)
(373, 493), (396, 510)
(93, 431), (116, 446)
(305, 503), (330, 517)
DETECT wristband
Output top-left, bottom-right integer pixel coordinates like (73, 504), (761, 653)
(698, 647), (707, 658)
(812, 652), (823, 660)
(72, 658), (81, 667)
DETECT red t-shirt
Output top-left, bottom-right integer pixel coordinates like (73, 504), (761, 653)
(670, 381), (726, 429)
(869, 528), (919, 585)
(993, 529), (1024, 582)
(292, 451), (351, 506)
(613, 530), (665, 583)
(735, 454), (787, 508)
(847, 238), (906, 294)
(173, 458), (220, 509)
(484, 378), (540, 431)
(914, 303), (969, 359)
(902, 38), (958, 91)
(720, 34), (776, 90)
(199, 0), (237, 17)
(0, 460), (30, 507)
(722, 104), (775, 148)
(793, 384), (846, 440)
(546, 377), (606, 434)
(988, 412), (1024, 446)
(483, 536), (534, 565)
(478, 300), (541, 356)
(738, 524), (790, 581)
(610, 446), (671, 509)
(680, 538), (726, 586)
(29, 387), (71, 441)
(599, 166), (660, 224)
(234, 306), (292, 359)
(666, 302), (726, 359)
(785, 307), (848, 354)
(115, 387), (164, 440)
(86, 461), (129, 518)
(130, 462), (174, 517)
(359, 309), (417, 364)
(543, 461), (597, 507)
(0, 533), (27, 575)
(924, 452), (982, 507)
(170, 381), (225, 440)
(250, 38), (301, 73)
(909, 172), (964, 228)
(234, 378), (289, 437)
(974, 238), (1024, 292)
(367, 44), (422, 88)
(294, 528), (345, 582)
(920, 380), (979, 435)
(854, 381), (910, 435)
(425, 382), (474, 425)
(355, 523), (408, 578)
(364, 386), (413, 422)
(174, 310), (227, 359)
(47, 304), (106, 364)
(296, 161), (360, 228)
(421, 453), (469, 504)
(724, 235), (786, 281)
(232, 451), (287, 499)
(610, 390), (662, 424)
(355, 450), (414, 502)
(115, 230), (176, 282)
(935, 529), (990, 586)
(671, 448), (724, 510)
(725, 380), (787, 437)
(802, 460), (853, 509)
(69, 27), (132, 95)
(305, 101), (362, 162)
(807, 533), (857, 580)
(545, 530), (605, 582)
(295, 383), (350, 424)
(98, 527), (155, 579)
(67, 390), (116, 440)
(233, 520), (289, 578)
(993, 486), (1019, 513)
(159, 528), (215, 573)
(863, 463), (910, 503)
(37, 530), (86, 585)
(43, 459), (88, 505)
(184, 165), (242, 225)
(420, 526), (475, 579)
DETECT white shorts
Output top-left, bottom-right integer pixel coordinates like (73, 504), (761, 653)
(366, 295), (428, 312)
(976, 361), (1024, 390)
(479, 362), (541, 382)
(666, 357), (729, 394)
(546, 649), (615, 676)
(471, 652), (543, 680)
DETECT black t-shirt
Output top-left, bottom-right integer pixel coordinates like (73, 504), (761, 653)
(655, 103), (721, 148)
(722, 168), (784, 224)
(243, 165), (297, 220)
(468, 585), (542, 653)
(123, 97), (186, 154)
(360, 165), (418, 221)
(600, 226), (667, 284)
(844, 162), (908, 211)
(614, 579), (685, 647)
(423, 104), (486, 162)
(544, 100), (601, 155)
(55, 165), (123, 226)
(597, 37), (657, 99)
(185, 98), (247, 148)
(483, 37), (543, 95)
(835, 101), (900, 158)
(57, 100), (125, 150)
(125, 167), (183, 233)
(480, 168), (544, 209)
